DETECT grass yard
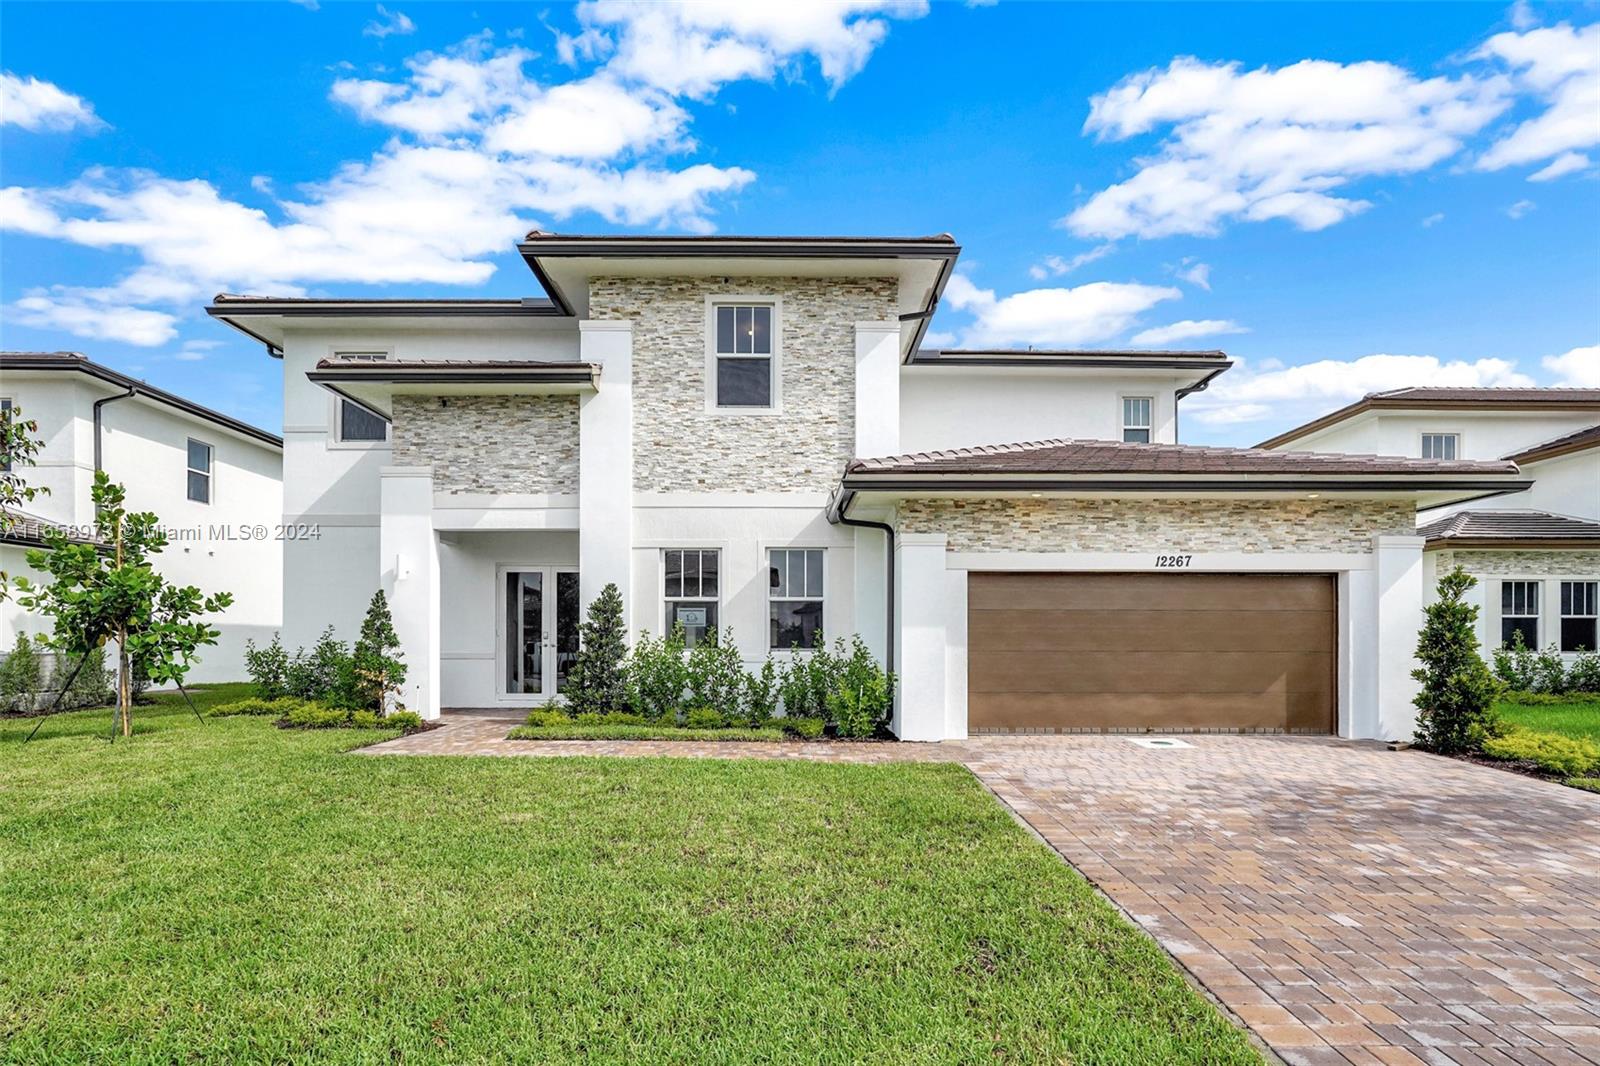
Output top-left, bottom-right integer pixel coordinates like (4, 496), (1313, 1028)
(2, 687), (1261, 1065)
(1497, 695), (1600, 743)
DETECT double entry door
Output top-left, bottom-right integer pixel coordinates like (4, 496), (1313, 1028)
(502, 567), (580, 700)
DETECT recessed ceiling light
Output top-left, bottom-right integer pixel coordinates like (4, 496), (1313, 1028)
(1030, 492), (1043, 498)
(1307, 492), (1320, 499)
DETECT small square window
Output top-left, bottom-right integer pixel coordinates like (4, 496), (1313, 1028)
(711, 303), (775, 409)
(339, 400), (389, 442)
(1421, 433), (1458, 460)
(186, 438), (213, 504)
(1122, 396), (1152, 444)
(769, 548), (824, 649)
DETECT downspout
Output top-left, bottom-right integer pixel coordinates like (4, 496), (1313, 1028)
(831, 488), (895, 674)
(1173, 363), (1228, 442)
(93, 385), (137, 476)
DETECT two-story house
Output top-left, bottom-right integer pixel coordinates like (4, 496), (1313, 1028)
(1261, 387), (1600, 664)
(0, 352), (284, 683)
(207, 233), (1528, 741)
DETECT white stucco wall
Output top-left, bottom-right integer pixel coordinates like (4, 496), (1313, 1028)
(1280, 409), (1598, 462)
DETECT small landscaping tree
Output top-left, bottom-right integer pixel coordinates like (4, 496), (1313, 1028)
(0, 402), (48, 601)
(0, 632), (44, 714)
(16, 471), (232, 737)
(1412, 566), (1502, 754)
(565, 582), (628, 714)
(351, 590), (406, 714)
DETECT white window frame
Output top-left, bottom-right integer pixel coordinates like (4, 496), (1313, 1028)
(186, 437), (213, 505)
(1500, 579), (1540, 649)
(661, 547), (722, 648)
(1420, 432), (1459, 461)
(1121, 395), (1153, 444)
(328, 348), (393, 449)
(704, 294), (783, 415)
(1560, 580), (1599, 653)
(768, 547), (826, 651)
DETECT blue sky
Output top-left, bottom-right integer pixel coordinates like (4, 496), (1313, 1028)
(2, 1), (1597, 445)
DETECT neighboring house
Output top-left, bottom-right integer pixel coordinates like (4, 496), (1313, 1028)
(0, 352), (284, 684)
(207, 233), (1527, 741)
(1260, 387), (1600, 663)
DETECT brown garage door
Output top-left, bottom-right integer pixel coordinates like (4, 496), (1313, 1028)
(968, 572), (1335, 733)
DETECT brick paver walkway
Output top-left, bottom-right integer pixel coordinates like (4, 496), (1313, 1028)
(361, 720), (1600, 1065)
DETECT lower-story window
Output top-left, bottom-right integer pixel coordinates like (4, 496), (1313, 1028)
(1561, 580), (1598, 652)
(664, 548), (718, 648)
(769, 548), (824, 649)
(1501, 580), (1539, 648)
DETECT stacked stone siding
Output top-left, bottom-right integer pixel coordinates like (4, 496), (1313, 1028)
(897, 498), (1416, 554)
(1432, 549), (1600, 576)
(391, 394), (579, 495)
(588, 275), (898, 492)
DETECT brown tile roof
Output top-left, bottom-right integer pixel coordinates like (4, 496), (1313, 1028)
(845, 438), (1522, 478)
(1504, 423), (1600, 464)
(1257, 387), (1600, 449)
(1418, 509), (1600, 547)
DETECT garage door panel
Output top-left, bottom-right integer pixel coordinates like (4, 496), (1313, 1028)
(970, 650), (1333, 695)
(968, 572), (1334, 613)
(967, 572), (1335, 733)
(970, 691), (1331, 732)
(970, 610), (1334, 653)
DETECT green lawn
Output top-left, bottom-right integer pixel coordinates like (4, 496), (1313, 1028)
(2, 687), (1260, 1065)
(1497, 695), (1600, 742)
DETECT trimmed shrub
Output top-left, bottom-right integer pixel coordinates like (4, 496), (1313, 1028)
(63, 647), (114, 709)
(742, 657), (780, 726)
(211, 696), (306, 717)
(826, 635), (894, 739)
(685, 706), (724, 730)
(781, 716), (825, 739)
(244, 633), (291, 699)
(282, 702), (350, 728)
(351, 590), (406, 713)
(1499, 689), (1600, 706)
(1412, 567), (1502, 754)
(1492, 630), (1536, 691)
(626, 623), (687, 721)
(602, 711), (647, 726)
(385, 711), (423, 731)
(351, 710), (380, 729)
(686, 628), (744, 722)
(566, 583), (629, 714)
(1482, 728), (1600, 777)
(1569, 649), (1600, 694)
(574, 711), (608, 726)
(0, 632), (44, 713)
(525, 707), (573, 728)
(1531, 644), (1568, 694)
(287, 627), (350, 704)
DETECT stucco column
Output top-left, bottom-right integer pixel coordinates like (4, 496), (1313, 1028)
(854, 321), (901, 459)
(578, 319), (634, 637)
(1373, 534), (1425, 742)
(380, 465), (440, 720)
(895, 533), (949, 742)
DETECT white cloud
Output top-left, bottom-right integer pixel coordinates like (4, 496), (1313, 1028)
(565, 0), (927, 98)
(1421, 212), (1445, 227)
(1065, 57), (1510, 240)
(1174, 258), (1211, 289)
(1476, 22), (1600, 175)
(363, 5), (415, 39)
(1131, 319), (1248, 346)
(0, 72), (103, 132)
(8, 290), (179, 346)
(943, 273), (1181, 348)
(1543, 344), (1600, 386)
(174, 339), (223, 361)
(1528, 150), (1591, 181)
(1027, 243), (1114, 279)
(1188, 353), (1535, 427)
(1506, 198), (1536, 218)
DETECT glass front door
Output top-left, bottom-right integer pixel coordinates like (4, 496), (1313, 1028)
(503, 568), (579, 699)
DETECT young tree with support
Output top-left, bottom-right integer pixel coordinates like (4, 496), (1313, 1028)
(16, 471), (232, 738)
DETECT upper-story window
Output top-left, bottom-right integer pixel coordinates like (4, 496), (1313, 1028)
(1421, 433), (1458, 460)
(186, 438), (213, 504)
(0, 398), (12, 473)
(708, 300), (777, 410)
(332, 350), (391, 443)
(1122, 396), (1153, 443)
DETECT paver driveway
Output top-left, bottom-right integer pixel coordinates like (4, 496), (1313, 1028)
(366, 723), (1600, 1064)
(960, 735), (1600, 1066)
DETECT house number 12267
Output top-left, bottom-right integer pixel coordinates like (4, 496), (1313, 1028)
(1154, 554), (1193, 568)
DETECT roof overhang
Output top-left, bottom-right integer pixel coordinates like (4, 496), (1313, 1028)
(305, 360), (598, 419)
(205, 297), (563, 357)
(1424, 537), (1600, 551)
(1260, 396), (1600, 449)
(905, 350), (1232, 394)
(517, 234), (960, 360)
(830, 473), (1535, 522)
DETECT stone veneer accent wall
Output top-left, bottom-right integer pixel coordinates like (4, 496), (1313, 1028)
(391, 394), (579, 495)
(1432, 549), (1600, 575)
(897, 498), (1417, 554)
(587, 275), (898, 492)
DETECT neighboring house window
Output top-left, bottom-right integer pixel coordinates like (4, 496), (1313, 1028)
(1501, 580), (1539, 648)
(332, 350), (391, 443)
(1122, 397), (1152, 443)
(663, 548), (718, 648)
(186, 438), (213, 504)
(1421, 433), (1458, 460)
(712, 302), (774, 408)
(769, 548), (824, 649)
(0, 398), (12, 473)
(1561, 581), (1598, 652)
